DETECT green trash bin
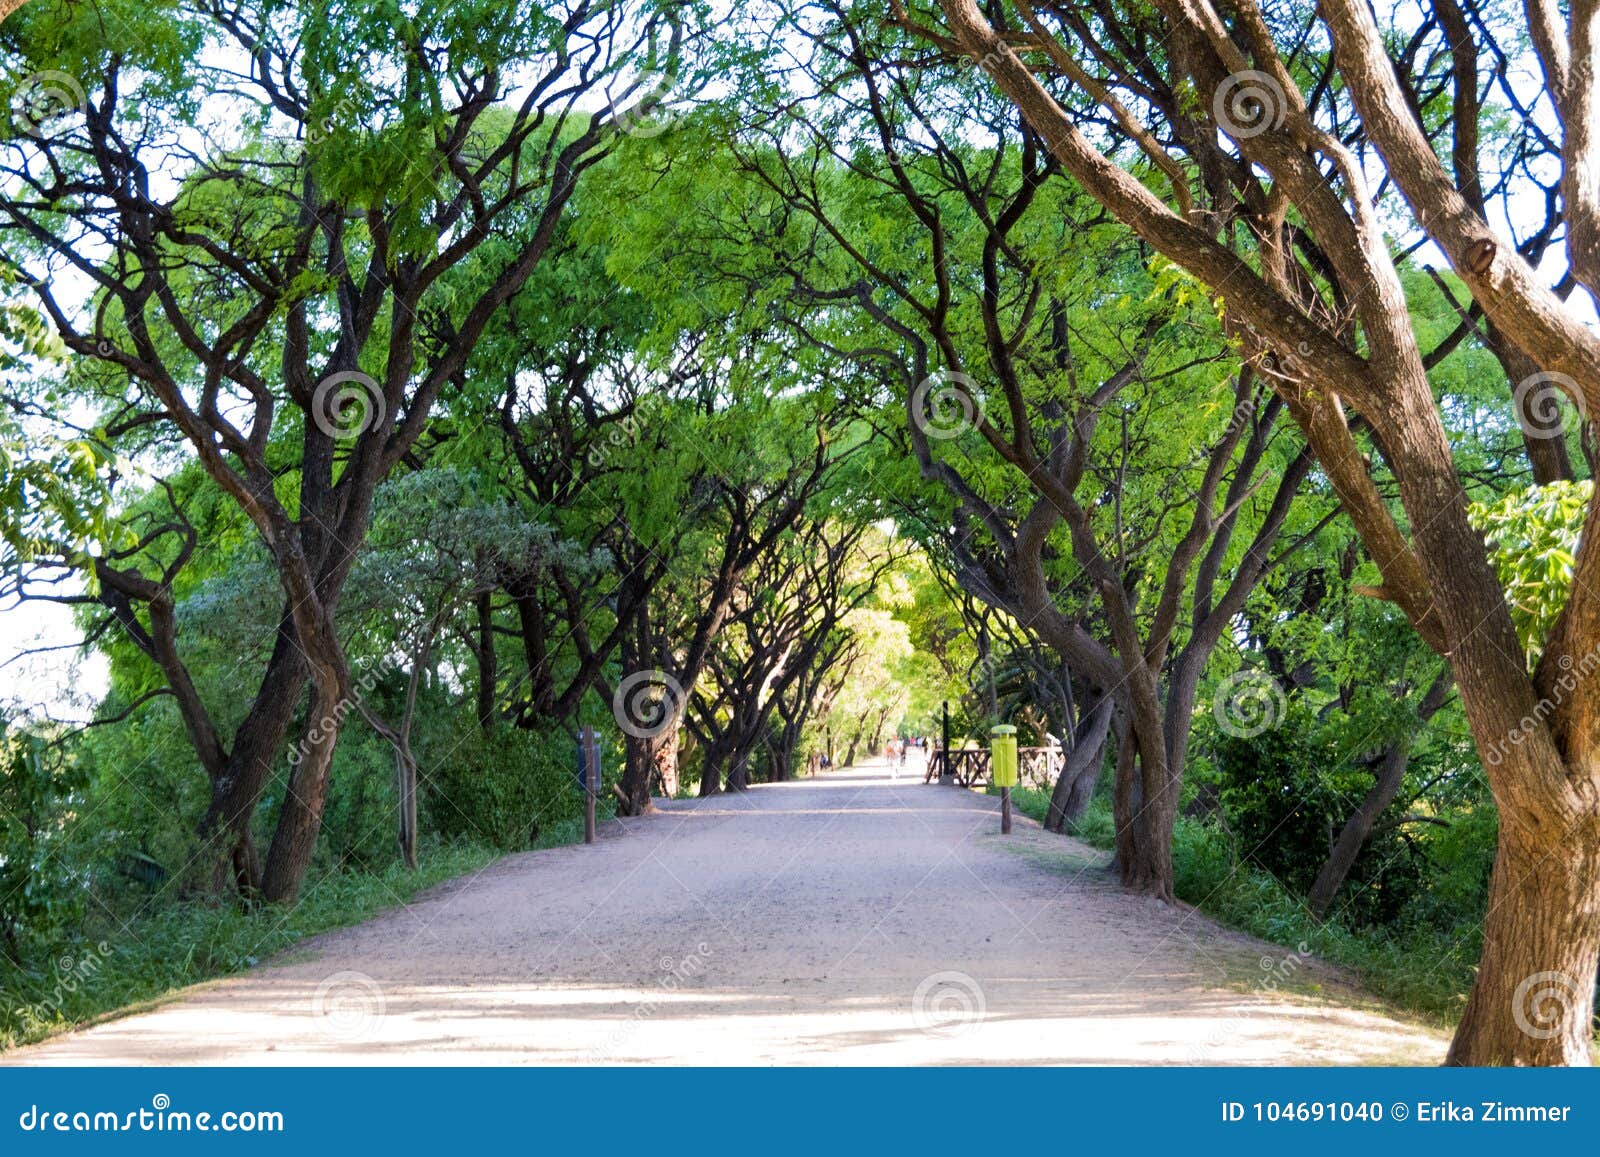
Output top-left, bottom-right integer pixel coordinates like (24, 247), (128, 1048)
(990, 724), (1018, 787)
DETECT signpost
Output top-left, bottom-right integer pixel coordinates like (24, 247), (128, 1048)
(990, 724), (1018, 835)
(577, 726), (600, 845)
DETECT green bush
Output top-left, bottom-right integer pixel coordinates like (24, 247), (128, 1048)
(316, 732), (402, 872)
(0, 722), (87, 964)
(1205, 701), (1426, 925)
(425, 725), (597, 850)
(71, 699), (213, 906)
(0, 839), (496, 1051)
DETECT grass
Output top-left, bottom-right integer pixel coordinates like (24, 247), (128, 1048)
(1004, 786), (1479, 1025)
(532, 815), (598, 850)
(0, 839), (500, 1051)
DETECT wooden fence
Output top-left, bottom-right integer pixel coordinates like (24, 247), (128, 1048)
(925, 745), (1063, 788)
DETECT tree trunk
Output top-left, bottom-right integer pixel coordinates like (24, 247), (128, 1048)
(1044, 696), (1113, 832)
(843, 725), (863, 768)
(198, 616), (310, 894)
(1447, 822), (1600, 1065)
(868, 707), (889, 754)
(1106, 705), (1177, 900)
(1307, 672), (1453, 916)
(1307, 743), (1409, 918)
(1123, 746), (1177, 900)
(770, 740), (793, 781)
(619, 726), (678, 815)
(719, 716), (772, 792)
(1110, 661), (1178, 900)
(619, 736), (653, 815)
(699, 737), (726, 796)
(474, 590), (496, 732)
(1110, 712), (1139, 877)
(514, 588), (554, 718)
(768, 726), (799, 781)
(396, 745), (419, 871)
(358, 708), (419, 871)
(656, 732), (681, 799)
(260, 675), (347, 903)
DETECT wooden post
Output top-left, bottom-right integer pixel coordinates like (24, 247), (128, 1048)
(1001, 787), (1012, 834)
(579, 726), (599, 846)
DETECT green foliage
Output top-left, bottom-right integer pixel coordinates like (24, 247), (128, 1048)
(0, 840), (497, 1051)
(0, 403), (115, 583)
(426, 726), (604, 851)
(66, 699), (213, 903)
(0, 722), (87, 962)
(1163, 816), (1475, 1020)
(316, 732), (402, 872)
(1468, 481), (1592, 666)
(1206, 702), (1426, 925)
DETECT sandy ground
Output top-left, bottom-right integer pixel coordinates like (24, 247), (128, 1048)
(6, 759), (1448, 1065)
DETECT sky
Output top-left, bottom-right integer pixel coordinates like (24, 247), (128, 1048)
(0, 601), (109, 722)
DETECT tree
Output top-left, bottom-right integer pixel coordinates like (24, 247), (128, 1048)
(608, 392), (847, 810)
(904, 0), (1600, 1062)
(450, 224), (685, 734)
(687, 517), (895, 790)
(342, 468), (569, 868)
(702, 6), (1324, 894)
(0, 0), (691, 900)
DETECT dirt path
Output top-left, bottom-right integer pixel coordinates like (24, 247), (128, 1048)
(8, 760), (1447, 1065)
